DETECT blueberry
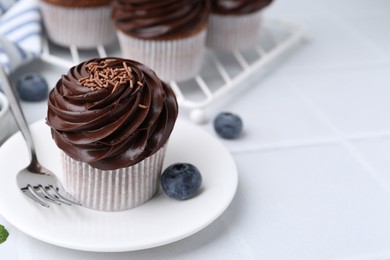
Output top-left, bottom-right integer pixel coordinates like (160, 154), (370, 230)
(16, 73), (48, 102)
(213, 112), (243, 139)
(161, 163), (202, 200)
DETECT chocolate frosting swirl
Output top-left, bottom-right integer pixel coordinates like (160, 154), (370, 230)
(211, 0), (273, 15)
(47, 58), (178, 170)
(42, 0), (112, 7)
(112, 0), (210, 40)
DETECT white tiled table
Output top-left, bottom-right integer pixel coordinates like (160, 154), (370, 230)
(1, 0), (390, 259)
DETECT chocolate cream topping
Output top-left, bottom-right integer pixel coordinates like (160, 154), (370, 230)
(42, 0), (112, 7)
(112, 0), (210, 40)
(211, 0), (273, 15)
(47, 58), (178, 170)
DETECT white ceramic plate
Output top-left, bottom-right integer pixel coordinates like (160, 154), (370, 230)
(0, 92), (10, 143)
(0, 119), (238, 252)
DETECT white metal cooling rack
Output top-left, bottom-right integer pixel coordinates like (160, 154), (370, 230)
(40, 16), (309, 124)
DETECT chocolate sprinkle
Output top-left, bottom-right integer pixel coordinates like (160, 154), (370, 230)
(78, 60), (138, 94)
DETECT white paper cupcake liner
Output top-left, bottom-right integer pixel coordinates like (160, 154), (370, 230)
(61, 146), (167, 211)
(39, 2), (115, 49)
(117, 29), (207, 82)
(206, 10), (263, 51)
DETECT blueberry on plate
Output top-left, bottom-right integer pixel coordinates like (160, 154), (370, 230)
(16, 73), (48, 102)
(213, 112), (243, 139)
(161, 163), (202, 200)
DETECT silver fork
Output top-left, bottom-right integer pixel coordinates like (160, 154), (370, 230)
(0, 67), (80, 208)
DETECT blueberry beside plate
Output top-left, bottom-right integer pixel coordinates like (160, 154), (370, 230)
(16, 73), (48, 102)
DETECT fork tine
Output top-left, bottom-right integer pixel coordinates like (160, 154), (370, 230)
(25, 185), (50, 208)
(48, 185), (81, 206)
(45, 186), (72, 206)
(37, 185), (62, 205)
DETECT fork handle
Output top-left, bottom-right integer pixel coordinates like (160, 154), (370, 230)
(0, 66), (38, 163)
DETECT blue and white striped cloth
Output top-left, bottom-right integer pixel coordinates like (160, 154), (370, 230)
(0, 0), (18, 14)
(0, 0), (42, 74)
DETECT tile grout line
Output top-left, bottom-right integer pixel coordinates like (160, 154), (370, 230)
(221, 218), (258, 260)
(230, 137), (340, 154)
(282, 76), (390, 193)
(229, 131), (390, 154)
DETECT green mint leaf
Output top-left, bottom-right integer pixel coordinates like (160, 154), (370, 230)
(0, 224), (9, 244)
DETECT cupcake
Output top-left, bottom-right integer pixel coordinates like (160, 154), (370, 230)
(40, 0), (116, 49)
(112, 0), (210, 82)
(207, 0), (273, 51)
(47, 57), (178, 211)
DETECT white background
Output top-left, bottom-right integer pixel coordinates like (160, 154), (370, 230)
(1, 0), (390, 259)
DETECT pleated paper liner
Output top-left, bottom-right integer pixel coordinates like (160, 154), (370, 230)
(61, 145), (167, 211)
(117, 29), (207, 82)
(206, 10), (263, 51)
(40, 2), (115, 49)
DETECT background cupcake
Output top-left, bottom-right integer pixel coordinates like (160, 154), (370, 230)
(112, 0), (210, 82)
(207, 0), (273, 51)
(47, 57), (178, 211)
(40, 0), (115, 49)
